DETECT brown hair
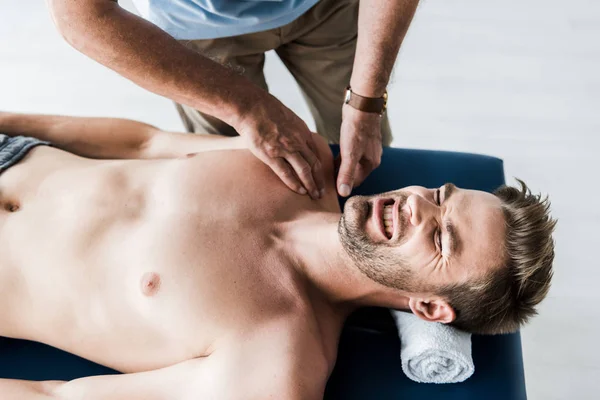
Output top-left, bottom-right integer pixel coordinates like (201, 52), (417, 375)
(440, 180), (556, 335)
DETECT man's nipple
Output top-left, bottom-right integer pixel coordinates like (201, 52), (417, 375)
(3, 201), (20, 212)
(140, 272), (161, 297)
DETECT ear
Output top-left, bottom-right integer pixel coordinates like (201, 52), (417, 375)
(408, 297), (456, 324)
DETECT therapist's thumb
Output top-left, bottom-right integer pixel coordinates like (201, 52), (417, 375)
(337, 153), (357, 197)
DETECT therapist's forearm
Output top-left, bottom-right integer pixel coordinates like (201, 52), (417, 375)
(46, 0), (262, 128)
(350, 0), (419, 97)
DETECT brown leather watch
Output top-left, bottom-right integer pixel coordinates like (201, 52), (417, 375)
(344, 86), (388, 116)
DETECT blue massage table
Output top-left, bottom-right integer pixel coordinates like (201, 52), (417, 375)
(0, 146), (527, 400)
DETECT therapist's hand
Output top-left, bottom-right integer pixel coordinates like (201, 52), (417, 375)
(236, 95), (325, 200)
(336, 105), (383, 197)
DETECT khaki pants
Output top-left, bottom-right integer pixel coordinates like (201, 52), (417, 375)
(176, 0), (392, 145)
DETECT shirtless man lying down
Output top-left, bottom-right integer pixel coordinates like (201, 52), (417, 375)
(0, 111), (555, 399)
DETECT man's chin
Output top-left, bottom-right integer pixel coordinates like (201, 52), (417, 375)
(342, 195), (370, 225)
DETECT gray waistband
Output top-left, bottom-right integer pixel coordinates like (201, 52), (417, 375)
(0, 134), (50, 174)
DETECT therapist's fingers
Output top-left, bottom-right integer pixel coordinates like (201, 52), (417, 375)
(240, 103), (325, 198)
(300, 147), (325, 197)
(353, 160), (377, 189)
(337, 150), (359, 197)
(304, 135), (326, 196)
(285, 151), (320, 199)
(264, 157), (307, 195)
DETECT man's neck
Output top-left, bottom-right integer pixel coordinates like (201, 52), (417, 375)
(279, 210), (411, 316)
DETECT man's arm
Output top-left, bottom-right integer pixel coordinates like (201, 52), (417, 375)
(1, 358), (212, 400)
(337, 0), (419, 196)
(0, 111), (245, 159)
(0, 379), (58, 399)
(46, 0), (325, 198)
(0, 353), (320, 400)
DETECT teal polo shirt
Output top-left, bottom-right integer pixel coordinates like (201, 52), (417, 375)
(132, 0), (321, 40)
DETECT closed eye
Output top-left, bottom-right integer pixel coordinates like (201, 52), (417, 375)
(434, 187), (443, 252)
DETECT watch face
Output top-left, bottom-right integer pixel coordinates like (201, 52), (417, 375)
(344, 89), (352, 104)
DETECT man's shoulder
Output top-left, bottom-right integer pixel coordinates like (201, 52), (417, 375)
(311, 132), (334, 164)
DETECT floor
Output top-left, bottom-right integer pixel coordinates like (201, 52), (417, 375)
(1, 0), (599, 399)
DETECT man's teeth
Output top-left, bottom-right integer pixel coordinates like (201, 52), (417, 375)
(383, 205), (393, 237)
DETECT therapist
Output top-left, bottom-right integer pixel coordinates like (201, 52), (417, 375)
(47, 0), (419, 199)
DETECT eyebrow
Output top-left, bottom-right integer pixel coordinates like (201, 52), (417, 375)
(441, 183), (461, 256)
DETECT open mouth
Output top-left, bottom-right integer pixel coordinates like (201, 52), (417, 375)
(383, 202), (394, 239)
(375, 198), (396, 240)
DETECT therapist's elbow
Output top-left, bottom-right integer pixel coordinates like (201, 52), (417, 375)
(47, 0), (85, 47)
(47, 0), (110, 49)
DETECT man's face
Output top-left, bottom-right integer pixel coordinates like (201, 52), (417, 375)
(338, 184), (506, 292)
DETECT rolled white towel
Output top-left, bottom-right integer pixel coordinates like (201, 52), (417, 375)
(390, 310), (474, 384)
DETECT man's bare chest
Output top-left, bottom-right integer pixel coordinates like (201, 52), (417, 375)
(1, 148), (339, 371)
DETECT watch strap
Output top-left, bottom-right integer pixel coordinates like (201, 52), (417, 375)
(344, 86), (387, 115)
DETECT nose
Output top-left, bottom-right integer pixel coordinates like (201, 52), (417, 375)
(406, 193), (438, 227)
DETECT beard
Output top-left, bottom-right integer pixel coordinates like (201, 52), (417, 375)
(338, 193), (414, 291)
